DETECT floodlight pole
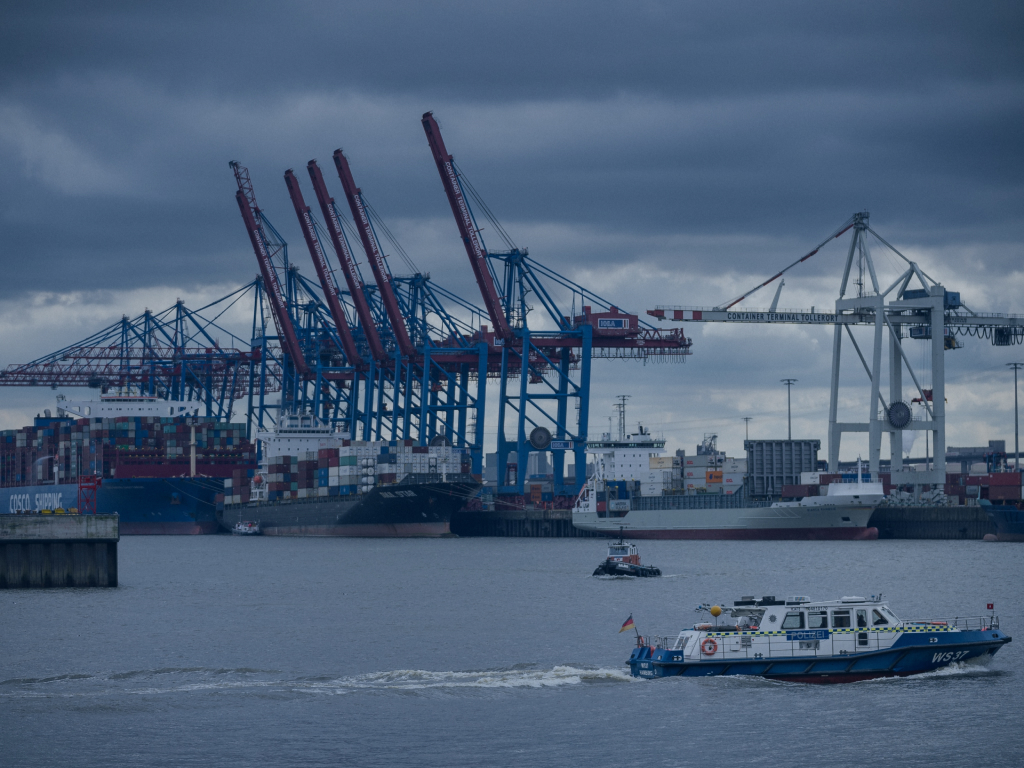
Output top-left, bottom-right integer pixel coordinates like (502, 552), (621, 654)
(781, 379), (797, 440)
(1010, 363), (1023, 471)
(742, 416), (752, 441)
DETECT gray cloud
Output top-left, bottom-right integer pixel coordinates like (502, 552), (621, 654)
(1, 1), (1022, 455)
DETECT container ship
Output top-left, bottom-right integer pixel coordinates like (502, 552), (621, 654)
(1, 396), (255, 534)
(571, 431), (880, 539)
(217, 414), (480, 536)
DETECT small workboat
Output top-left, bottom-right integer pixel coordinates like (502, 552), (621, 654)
(628, 594), (1010, 683)
(593, 540), (661, 577)
(232, 520), (261, 535)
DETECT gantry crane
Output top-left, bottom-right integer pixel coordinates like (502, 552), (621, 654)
(422, 112), (691, 496)
(649, 211), (1024, 492)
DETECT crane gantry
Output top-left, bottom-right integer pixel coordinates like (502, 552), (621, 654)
(649, 211), (1024, 491)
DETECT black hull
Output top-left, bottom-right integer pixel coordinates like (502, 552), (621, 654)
(592, 561), (662, 577)
(217, 481), (479, 537)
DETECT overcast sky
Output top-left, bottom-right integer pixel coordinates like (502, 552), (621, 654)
(1, 1), (1022, 460)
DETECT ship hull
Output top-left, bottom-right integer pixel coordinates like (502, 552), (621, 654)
(986, 504), (1024, 541)
(573, 502), (877, 540)
(1, 479), (221, 534)
(218, 481), (478, 537)
(600, 526), (878, 540)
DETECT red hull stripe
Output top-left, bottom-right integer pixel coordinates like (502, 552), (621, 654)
(262, 522), (451, 537)
(768, 671), (910, 684)
(608, 527), (878, 541)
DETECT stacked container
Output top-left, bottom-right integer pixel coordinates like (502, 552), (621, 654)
(0, 416), (255, 488)
(253, 439), (466, 504)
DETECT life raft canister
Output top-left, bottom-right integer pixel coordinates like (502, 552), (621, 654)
(701, 638), (718, 655)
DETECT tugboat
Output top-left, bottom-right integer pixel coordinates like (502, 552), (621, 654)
(232, 520), (261, 535)
(628, 595), (1010, 683)
(593, 538), (661, 577)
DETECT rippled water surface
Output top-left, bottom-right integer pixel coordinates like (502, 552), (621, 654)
(2, 537), (1021, 766)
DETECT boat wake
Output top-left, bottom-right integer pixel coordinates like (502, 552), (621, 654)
(859, 660), (1002, 684)
(1, 665), (635, 699)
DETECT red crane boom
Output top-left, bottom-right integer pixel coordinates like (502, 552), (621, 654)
(231, 166), (309, 377)
(332, 149), (416, 359)
(420, 112), (513, 343)
(283, 169), (363, 367)
(306, 160), (386, 363)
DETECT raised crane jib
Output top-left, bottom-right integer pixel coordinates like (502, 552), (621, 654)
(283, 169), (363, 367)
(306, 160), (386, 363)
(232, 185), (310, 377)
(332, 149), (416, 358)
(420, 112), (513, 343)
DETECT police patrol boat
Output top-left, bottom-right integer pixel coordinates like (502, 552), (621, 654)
(628, 595), (1010, 683)
(592, 538), (661, 577)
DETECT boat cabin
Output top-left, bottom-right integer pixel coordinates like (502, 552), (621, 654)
(606, 542), (640, 565)
(653, 594), (953, 662)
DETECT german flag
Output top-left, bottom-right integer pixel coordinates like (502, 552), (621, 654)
(619, 614), (636, 633)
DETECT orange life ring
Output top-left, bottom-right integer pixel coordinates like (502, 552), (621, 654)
(701, 638), (718, 655)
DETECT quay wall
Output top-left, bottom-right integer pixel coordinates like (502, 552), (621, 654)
(869, 506), (996, 540)
(0, 514), (119, 588)
(451, 508), (602, 537)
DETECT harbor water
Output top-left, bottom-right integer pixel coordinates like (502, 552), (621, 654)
(2, 537), (1021, 766)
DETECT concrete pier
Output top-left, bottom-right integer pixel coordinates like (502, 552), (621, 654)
(0, 514), (119, 588)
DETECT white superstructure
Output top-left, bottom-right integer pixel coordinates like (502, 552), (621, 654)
(256, 413), (350, 459)
(58, 394), (201, 419)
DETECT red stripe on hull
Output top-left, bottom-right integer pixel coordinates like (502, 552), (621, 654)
(262, 522), (451, 537)
(767, 671), (910, 684)
(603, 527), (878, 541)
(120, 522), (220, 535)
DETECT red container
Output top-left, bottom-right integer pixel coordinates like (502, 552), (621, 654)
(781, 485), (812, 497)
(990, 485), (1022, 500)
(989, 473), (1021, 486)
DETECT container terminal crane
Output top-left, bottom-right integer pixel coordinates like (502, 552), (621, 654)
(0, 113), (691, 532)
(648, 211), (1024, 504)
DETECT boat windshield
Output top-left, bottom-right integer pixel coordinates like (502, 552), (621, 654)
(609, 546), (630, 556)
(781, 612), (805, 630)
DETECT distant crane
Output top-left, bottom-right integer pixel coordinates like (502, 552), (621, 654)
(649, 211), (1024, 492)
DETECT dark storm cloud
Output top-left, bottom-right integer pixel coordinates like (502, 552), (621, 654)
(0, 0), (1022, 300)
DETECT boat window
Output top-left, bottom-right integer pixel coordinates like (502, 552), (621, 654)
(872, 609), (888, 626)
(808, 611), (828, 629)
(781, 612), (805, 630)
(831, 610), (851, 628)
(856, 610), (868, 628)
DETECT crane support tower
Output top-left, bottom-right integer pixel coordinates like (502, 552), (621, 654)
(649, 211), (1024, 494)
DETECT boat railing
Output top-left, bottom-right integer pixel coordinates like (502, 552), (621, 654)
(646, 635), (688, 651)
(903, 616), (999, 631)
